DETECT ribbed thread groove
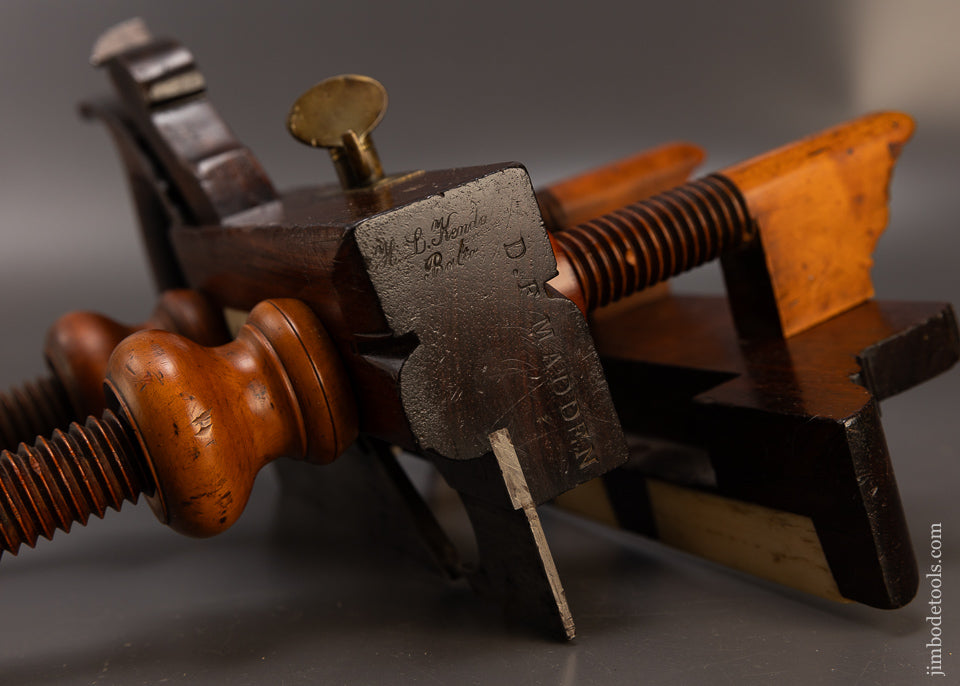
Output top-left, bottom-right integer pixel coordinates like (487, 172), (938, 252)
(0, 411), (147, 556)
(0, 374), (73, 452)
(554, 173), (753, 312)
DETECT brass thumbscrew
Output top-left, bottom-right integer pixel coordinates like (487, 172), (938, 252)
(287, 74), (388, 189)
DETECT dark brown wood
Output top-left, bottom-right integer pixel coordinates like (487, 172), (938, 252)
(6, 20), (938, 641)
(272, 440), (464, 581)
(0, 299), (357, 554)
(81, 39), (719, 635)
(79, 23), (279, 293)
(165, 114), (911, 483)
(160, 108), (919, 637)
(169, 163), (634, 640)
(171, 165), (630, 504)
(90, 54), (907, 348)
(589, 295), (959, 609)
(94, 31), (278, 225)
(437, 445), (576, 640)
(80, 99), (187, 291)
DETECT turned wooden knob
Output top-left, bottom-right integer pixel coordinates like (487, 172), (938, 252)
(0, 289), (232, 452)
(105, 298), (357, 537)
(44, 289), (230, 418)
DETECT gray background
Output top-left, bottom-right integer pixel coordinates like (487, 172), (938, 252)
(0, 1), (957, 684)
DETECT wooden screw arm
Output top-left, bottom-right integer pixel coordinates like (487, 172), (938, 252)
(535, 142), (705, 231)
(0, 299), (356, 554)
(547, 112), (913, 321)
(0, 141), (703, 452)
(0, 290), (229, 451)
(0, 140), (703, 556)
(159, 112), (915, 480)
(550, 173), (751, 313)
(0, 110), (911, 561)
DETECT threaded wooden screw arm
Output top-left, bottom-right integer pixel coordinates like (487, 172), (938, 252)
(548, 112), (914, 323)
(535, 142), (705, 231)
(0, 412), (148, 555)
(0, 290), (229, 451)
(0, 376), (73, 456)
(0, 299), (357, 556)
(551, 173), (751, 312)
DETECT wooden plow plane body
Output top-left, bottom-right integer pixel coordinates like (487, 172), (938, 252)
(0, 19), (955, 640)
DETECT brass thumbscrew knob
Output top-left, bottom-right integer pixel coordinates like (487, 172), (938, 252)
(287, 74), (387, 189)
(0, 299), (357, 554)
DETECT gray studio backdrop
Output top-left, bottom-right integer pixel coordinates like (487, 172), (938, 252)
(0, 2), (957, 685)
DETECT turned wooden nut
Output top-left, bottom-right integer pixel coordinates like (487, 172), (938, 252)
(105, 299), (357, 537)
(44, 289), (230, 418)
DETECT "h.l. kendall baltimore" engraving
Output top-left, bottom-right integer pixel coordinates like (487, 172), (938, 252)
(367, 206), (488, 273)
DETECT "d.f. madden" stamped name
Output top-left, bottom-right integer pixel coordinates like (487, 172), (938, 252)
(503, 234), (598, 471)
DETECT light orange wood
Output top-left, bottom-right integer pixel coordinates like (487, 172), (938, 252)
(105, 299), (357, 537)
(536, 142), (705, 230)
(546, 113), (913, 336)
(723, 111), (914, 337)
